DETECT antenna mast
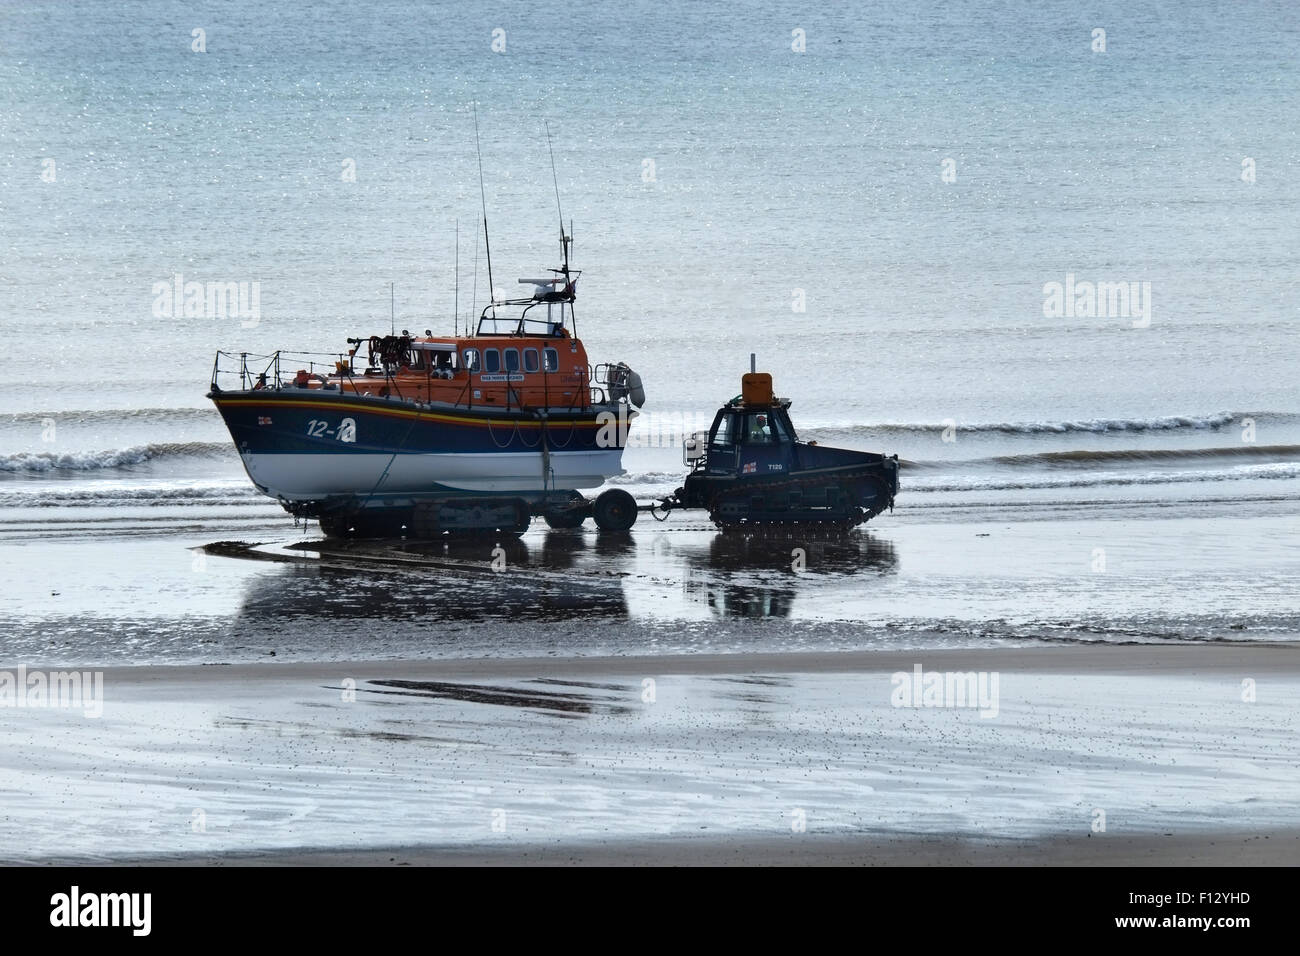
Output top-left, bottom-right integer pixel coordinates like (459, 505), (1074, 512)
(545, 120), (569, 272)
(473, 103), (495, 315)
(471, 217), (480, 333)
(453, 219), (459, 337)
(545, 121), (577, 336)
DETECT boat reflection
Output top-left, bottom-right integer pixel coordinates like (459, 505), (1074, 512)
(230, 534), (629, 626)
(702, 533), (899, 575)
(677, 532), (899, 619)
(223, 526), (899, 627)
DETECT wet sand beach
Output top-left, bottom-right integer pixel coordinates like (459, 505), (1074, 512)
(5, 495), (1300, 665)
(135, 831), (1300, 867)
(4, 645), (1296, 865)
(4, 489), (1298, 866)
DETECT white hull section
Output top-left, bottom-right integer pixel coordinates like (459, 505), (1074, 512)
(240, 449), (625, 499)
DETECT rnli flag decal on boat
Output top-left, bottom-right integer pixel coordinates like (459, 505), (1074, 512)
(742, 461), (757, 474)
(258, 416), (273, 425)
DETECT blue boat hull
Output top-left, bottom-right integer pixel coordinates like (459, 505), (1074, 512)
(209, 389), (630, 503)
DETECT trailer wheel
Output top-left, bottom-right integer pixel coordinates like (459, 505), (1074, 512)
(544, 493), (589, 529)
(592, 489), (637, 532)
(544, 511), (585, 529)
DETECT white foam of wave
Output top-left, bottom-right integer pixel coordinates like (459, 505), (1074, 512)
(907, 462), (1300, 493)
(1, 407), (216, 427)
(809, 410), (1241, 437)
(0, 442), (231, 473)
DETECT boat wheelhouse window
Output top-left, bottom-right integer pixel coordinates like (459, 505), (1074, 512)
(524, 348), (540, 373)
(484, 349), (501, 373)
(769, 413), (791, 441)
(744, 412), (775, 444)
(712, 413), (738, 447)
(504, 348), (520, 373)
(463, 348), (479, 371)
(543, 347), (559, 372)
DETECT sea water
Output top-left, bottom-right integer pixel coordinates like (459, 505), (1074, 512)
(1, 0), (1298, 658)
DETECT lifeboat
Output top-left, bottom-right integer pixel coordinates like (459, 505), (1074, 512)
(207, 233), (645, 537)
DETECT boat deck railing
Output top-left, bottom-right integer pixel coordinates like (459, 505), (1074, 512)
(211, 349), (611, 416)
(210, 350), (354, 393)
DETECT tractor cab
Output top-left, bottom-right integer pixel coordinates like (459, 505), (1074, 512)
(683, 373), (797, 478)
(698, 404), (797, 477)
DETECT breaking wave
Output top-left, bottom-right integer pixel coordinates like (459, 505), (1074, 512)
(991, 444), (1300, 465)
(1, 407), (217, 427)
(0, 482), (264, 509)
(607, 471), (684, 487)
(0, 442), (233, 473)
(901, 444), (1300, 471)
(907, 462), (1300, 493)
(811, 410), (1244, 438)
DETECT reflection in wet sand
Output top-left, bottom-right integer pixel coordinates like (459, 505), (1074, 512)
(216, 528), (900, 627)
(702, 533), (899, 575)
(231, 559), (630, 627)
(365, 678), (635, 716)
(681, 533), (899, 619)
(592, 531), (637, 558)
